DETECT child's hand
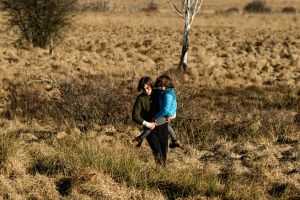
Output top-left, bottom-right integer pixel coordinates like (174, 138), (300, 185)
(150, 122), (157, 130)
(152, 116), (158, 122)
(166, 115), (175, 122)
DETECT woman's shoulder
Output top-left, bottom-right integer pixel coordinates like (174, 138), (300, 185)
(135, 93), (146, 100)
(137, 92), (147, 98)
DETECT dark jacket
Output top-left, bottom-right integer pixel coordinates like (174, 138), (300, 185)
(132, 89), (160, 125)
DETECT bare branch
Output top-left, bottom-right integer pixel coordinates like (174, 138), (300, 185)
(27, 79), (56, 87)
(190, 0), (203, 24)
(195, 0), (204, 13)
(30, 64), (61, 91)
(191, 0), (199, 21)
(178, 0), (185, 10)
(191, 0), (196, 11)
(168, 1), (185, 19)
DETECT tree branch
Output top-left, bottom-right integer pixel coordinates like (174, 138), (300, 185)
(190, 0), (203, 24)
(168, 1), (185, 19)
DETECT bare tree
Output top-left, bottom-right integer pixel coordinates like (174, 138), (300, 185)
(0, 0), (78, 49)
(134, 0), (138, 12)
(85, 0), (91, 9)
(100, 0), (112, 11)
(168, 0), (204, 72)
(50, 35), (54, 55)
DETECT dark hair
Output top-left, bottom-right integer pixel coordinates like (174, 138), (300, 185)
(137, 77), (154, 92)
(154, 74), (174, 88)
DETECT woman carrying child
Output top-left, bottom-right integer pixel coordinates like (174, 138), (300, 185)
(131, 75), (182, 148)
(131, 77), (168, 165)
(130, 76), (182, 166)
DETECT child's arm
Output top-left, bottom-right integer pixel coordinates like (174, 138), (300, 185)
(155, 93), (173, 119)
(166, 113), (176, 122)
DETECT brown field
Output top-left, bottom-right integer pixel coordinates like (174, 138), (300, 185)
(1, 0), (300, 199)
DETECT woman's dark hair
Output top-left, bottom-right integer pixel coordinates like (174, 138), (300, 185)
(137, 77), (154, 92)
(154, 74), (174, 88)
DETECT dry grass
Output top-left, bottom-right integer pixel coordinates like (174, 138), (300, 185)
(1, 0), (300, 199)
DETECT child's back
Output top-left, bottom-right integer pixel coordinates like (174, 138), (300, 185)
(156, 88), (177, 119)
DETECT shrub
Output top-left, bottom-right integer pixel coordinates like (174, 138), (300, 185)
(244, 1), (271, 13)
(0, 0), (78, 48)
(282, 7), (296, 13)
(4, 75), (136, 131)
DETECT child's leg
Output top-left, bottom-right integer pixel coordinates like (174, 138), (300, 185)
(138, 127), (151, 140)
(138, 117), (166, 140)
(167, 121), (178, 142)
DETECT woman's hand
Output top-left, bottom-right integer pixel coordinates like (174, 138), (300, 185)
(150, 122), (157, 130)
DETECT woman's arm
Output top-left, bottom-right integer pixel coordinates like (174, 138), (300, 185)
(142, 121), (157, 130)
(132, 96), (157, 129)
(132, 97), (144, 125)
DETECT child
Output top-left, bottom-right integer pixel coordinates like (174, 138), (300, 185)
(130, 75), (182, 148)
(152, 74), (182, 148)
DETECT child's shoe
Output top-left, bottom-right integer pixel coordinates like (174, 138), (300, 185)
(169, 140), (183, 148)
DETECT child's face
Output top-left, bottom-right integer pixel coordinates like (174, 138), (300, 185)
(158, 86), (166, 91)
(142, 84), (152, 95)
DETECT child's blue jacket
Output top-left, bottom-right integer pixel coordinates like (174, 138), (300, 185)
(156, 88), (177, 119)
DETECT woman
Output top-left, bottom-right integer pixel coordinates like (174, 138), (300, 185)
(131, 77), (169, 166)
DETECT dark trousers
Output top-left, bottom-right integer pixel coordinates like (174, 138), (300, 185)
(146, 122), (169, 166)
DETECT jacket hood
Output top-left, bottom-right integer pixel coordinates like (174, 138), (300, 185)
(160, 88), (176, 100)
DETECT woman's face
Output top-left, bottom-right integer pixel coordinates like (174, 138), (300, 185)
(142, 84), (152, 96)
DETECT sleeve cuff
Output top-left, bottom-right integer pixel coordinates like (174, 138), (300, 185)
(142, 120), (151, 129)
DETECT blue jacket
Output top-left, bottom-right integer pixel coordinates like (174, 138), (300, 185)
(156, 88), (177, 119)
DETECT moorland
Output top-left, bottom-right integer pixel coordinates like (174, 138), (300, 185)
(1, 0), (300, 199)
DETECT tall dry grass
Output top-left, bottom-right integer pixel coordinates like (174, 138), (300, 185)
(1, 64), (300, 199)
(1, 2), (300, 199)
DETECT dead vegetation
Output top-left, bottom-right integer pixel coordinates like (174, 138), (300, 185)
(1, 0), (300, 199)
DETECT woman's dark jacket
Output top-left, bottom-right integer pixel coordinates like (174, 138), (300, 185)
(132, 89), (160, 125)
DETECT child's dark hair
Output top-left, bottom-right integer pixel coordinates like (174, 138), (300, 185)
(137, 77), (154, 92)
(154, 74), (174, 88)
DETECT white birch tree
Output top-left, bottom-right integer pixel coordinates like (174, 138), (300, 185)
(134, 0), (138, 12)
(168, 0), (204, 72)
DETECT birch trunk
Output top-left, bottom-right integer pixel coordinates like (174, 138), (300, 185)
(101, 0), (105, 10)
(179, 0), (191, 72)
(134, 0), (138, 12)
(180, 25), (190, 72)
